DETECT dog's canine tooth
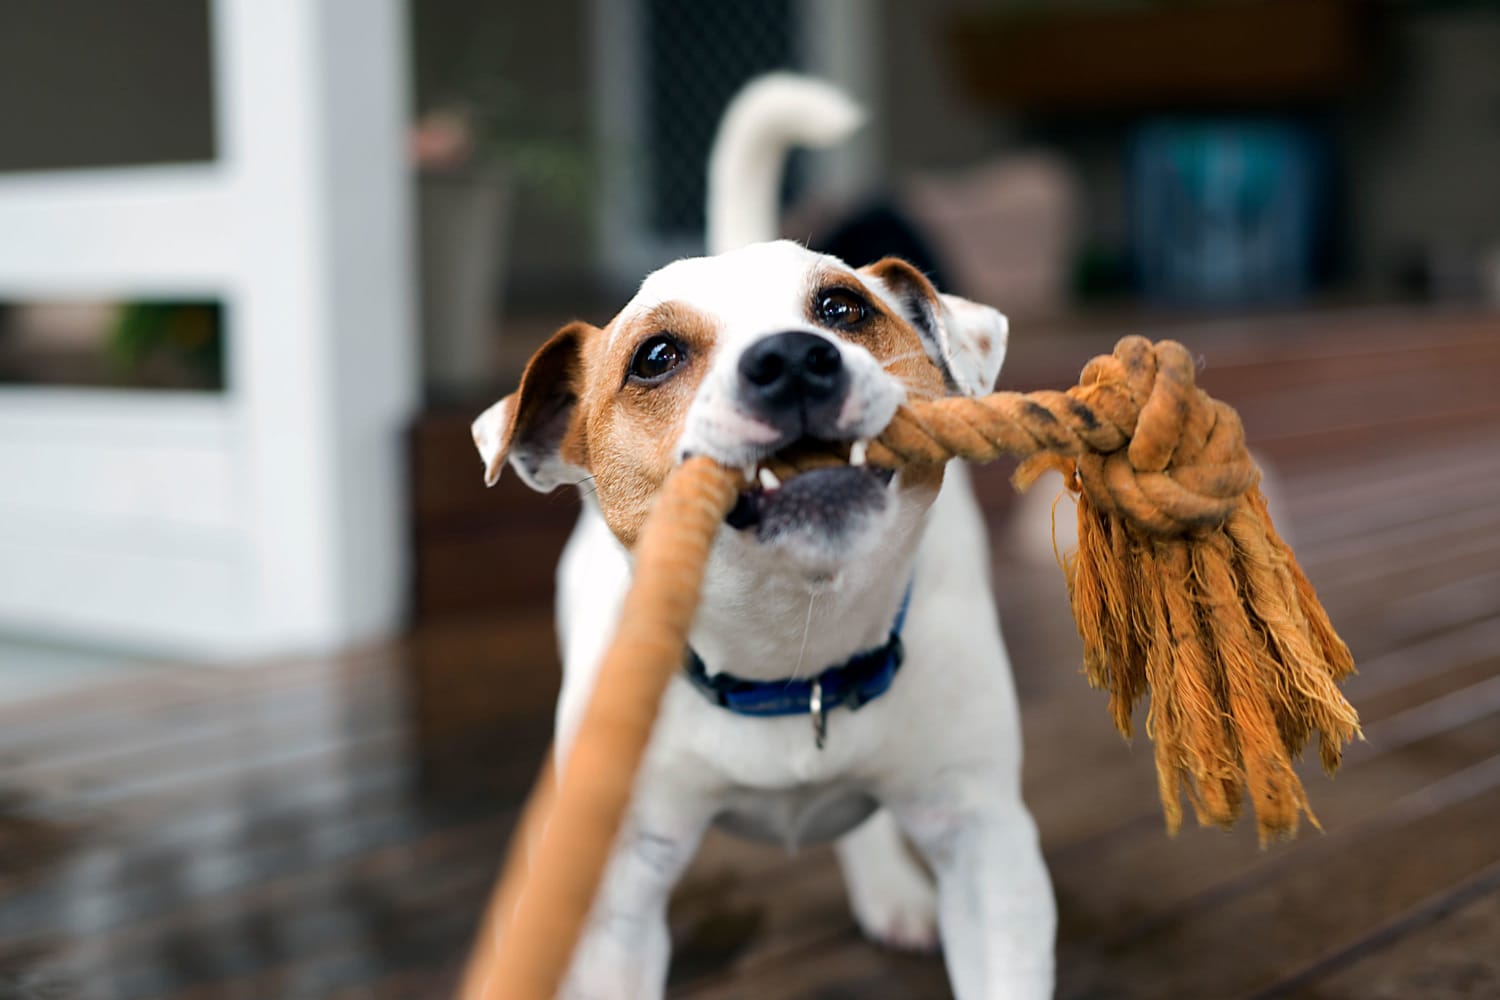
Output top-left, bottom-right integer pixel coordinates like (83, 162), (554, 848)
(758, 467), (781, 490)
(743, 462), (758, 483)
(849, 440), (869, 467)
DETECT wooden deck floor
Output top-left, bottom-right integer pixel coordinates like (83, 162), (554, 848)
(3, 307), (1499, 999)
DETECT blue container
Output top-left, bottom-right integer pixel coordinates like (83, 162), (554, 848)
(1131, 120), (1324, 306)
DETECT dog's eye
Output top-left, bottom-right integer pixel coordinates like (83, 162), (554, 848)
(627, 334), (685, 384)
(815, 289), (868, 329)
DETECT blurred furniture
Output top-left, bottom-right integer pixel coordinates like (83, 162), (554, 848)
(904, 155), (1078, 318)
(1131, 120), (1325, 306)
(406, 402), (577, 798)
(948, 0), (1365, 112)
(0, 0), (415, 659)
(407, 407), (577, 624)
(418, 169), (511, 397)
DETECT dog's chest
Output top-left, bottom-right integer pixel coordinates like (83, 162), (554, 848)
(712, 780), (879, 849)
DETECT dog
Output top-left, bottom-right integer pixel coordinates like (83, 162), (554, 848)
(472, 75), (1056, 999)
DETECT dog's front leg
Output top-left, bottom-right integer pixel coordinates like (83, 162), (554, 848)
(559, 778), (712, 1000)
(835, 808), (940, 952)
(899, 794), (1056, 1000)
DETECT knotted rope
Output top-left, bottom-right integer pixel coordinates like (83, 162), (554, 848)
(461, 336), (1358, 1000)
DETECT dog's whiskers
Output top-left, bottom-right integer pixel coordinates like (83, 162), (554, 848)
(789, 585), (819, 681)
(881, 349), (929, 371)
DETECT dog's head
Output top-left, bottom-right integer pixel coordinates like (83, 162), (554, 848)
(472, 240), (1006, 578)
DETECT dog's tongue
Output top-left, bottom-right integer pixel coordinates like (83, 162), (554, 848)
(727, 466), (891, 540)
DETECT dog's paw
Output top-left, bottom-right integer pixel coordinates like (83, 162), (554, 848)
(847, 859), (941, 954)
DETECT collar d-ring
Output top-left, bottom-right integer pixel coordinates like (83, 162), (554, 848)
(810, 678), (827, 749)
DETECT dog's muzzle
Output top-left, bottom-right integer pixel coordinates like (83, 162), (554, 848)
(722, 330), (899, 542)
(737, 331), (849, 440)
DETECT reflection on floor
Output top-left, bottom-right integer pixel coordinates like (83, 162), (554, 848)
(3, 307), (1499, 999)
(0, 636), (164, 705)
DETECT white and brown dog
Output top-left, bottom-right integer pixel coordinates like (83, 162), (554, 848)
(472, 76), (1055, 999)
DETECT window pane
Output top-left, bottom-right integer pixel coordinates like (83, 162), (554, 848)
(645, 0), (795, 237)
(0, 0), (214, 173)
(0, 299), (225, 391)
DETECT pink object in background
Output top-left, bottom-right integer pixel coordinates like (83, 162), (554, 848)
(904, 155), (1077, 319)
(410, 108), (475, 173)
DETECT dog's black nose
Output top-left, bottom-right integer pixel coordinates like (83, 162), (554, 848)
(738, 331), (847, 415)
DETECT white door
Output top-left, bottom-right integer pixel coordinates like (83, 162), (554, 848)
(0, 0), (416, 660)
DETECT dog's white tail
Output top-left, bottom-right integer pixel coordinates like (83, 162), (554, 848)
(706, 73), (865, 255)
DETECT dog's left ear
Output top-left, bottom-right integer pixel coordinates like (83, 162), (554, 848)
(863, 257), (1008, 397)
(471, 321), (593, 490)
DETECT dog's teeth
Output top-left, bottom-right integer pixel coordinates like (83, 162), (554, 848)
(758, 467), (781, 491)
(743, 463), (758, 482)
(887, 470), (901, 494)
(849, 440), (869, 467)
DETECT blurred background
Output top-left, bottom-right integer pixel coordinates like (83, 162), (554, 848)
(1, 1), (1499, 998)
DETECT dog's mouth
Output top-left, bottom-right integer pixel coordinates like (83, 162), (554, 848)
(725, 439), (896, 538)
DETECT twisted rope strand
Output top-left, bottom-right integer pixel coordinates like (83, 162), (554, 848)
(470, 458), (738, 1000)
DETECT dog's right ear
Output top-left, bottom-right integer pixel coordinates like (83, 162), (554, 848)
(471, 321), (593, 491)
(863, 257), (1008, 398)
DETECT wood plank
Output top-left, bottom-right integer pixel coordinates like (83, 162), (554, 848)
(1025, 634), (1500, 852)
(1058, 758), (1500, 998)
(1050, 682), (1500, 932)
(668, 848), (947, 999)
(1008, 495), (1500, 829)
(1265, 862), (1500, 999)
(5, 807), (514, 993)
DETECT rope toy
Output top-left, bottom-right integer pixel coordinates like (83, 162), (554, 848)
(460, 335), (1359, 1000)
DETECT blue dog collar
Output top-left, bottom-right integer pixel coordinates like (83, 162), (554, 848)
(683, 583), (913, 749)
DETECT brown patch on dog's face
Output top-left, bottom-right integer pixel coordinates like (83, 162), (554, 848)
(807, 265), (946, 402)
(576, 302), (720, 546)
(810, 263), (948, 494)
